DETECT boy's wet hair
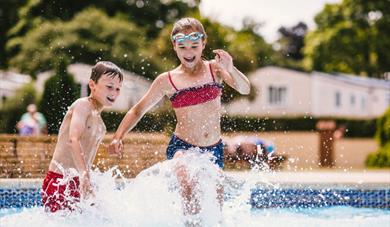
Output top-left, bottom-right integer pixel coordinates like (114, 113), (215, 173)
(90, 61), (123, 83)
(171, 17), (207, 41)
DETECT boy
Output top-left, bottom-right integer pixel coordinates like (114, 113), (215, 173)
(42, 61), (123, 212)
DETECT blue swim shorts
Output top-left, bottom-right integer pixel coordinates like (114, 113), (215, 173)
(166, 134), (224, 168)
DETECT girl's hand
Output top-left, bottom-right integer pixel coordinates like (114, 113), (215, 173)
(213, 49), (234, 73)
(107, 139), (123, 158)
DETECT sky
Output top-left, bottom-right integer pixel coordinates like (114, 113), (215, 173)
(199, 0), (341, 42)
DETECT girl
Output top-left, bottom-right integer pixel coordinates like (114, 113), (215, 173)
(109, 17), (250, 216)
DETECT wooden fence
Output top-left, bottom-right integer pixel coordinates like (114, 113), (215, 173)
(0, 132), (377, 178)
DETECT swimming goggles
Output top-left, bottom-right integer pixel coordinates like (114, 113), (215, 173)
(172, 32), (204, 43)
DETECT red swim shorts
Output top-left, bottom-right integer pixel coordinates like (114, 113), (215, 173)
(41, 171), (80, 212)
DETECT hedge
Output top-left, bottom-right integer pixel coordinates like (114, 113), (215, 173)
(0, 106), (378, 138)
(365, 107), (390, 168)
(100, 111), (376, 138)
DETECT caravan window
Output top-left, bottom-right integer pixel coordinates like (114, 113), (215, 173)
(335, 92), (341, 108)
(268, 86), (287, 106)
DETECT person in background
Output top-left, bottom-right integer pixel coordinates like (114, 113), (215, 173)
(224, 135), (284, 169)
(17, 104), (47, 135)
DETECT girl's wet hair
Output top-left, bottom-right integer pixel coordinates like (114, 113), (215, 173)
(90, 61), (124, 82)
(171, 17), (207, 41)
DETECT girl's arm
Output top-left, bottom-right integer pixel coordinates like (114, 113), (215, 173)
(212, 49), (250, 95)
(109, 74), (168, 154)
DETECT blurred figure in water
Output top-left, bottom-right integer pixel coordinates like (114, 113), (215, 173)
(224, 135), (285, 169)
(17, 104), (47, 135)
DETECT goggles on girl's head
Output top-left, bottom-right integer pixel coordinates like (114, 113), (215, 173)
(172, 32), (204, 43)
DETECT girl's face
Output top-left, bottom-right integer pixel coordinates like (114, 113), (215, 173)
(172, 31), (205, 69)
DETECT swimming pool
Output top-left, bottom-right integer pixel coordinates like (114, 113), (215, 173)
(1, 179), (389, 226)
(1, 155), (389, 226)
(1, 181), (389, 209)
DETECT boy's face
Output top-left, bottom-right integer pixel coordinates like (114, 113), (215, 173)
(89, 73), (122, 107)
(173, 30), (205, 68)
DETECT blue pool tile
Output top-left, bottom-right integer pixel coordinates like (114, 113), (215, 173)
(250, 188), (390, 209)
(1, 186), (390, 209)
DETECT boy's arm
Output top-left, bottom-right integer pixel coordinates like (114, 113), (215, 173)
(68, 102), (90, 179)
(212, 49), (250, 95)
(68, 101), (94, 197)
(109, 75), (167, 153)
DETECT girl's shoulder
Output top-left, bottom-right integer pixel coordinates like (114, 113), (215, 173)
(152, 71), (174, 91)
(207, 60), (223, 81)
(208, 59), (218, 68)
(208, 60), (223, 73)
(154, 71), (170, 82)
(158, 66), (184, 81)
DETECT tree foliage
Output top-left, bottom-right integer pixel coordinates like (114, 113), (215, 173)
(7, 8), (160, 78)
(0, 0), (27, 67)
(303, 0), (390, 78)
(4, 2), (277, 107)
(277, 22), (308, 60)
(366, 107), (390, 167)
(4, 1), (279, 108)
(7, 0), (198, 39)
(376, 107), (390, 147)
(39, 59), (80, 134)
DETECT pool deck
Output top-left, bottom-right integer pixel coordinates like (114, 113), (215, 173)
(1, 170), (389, 189)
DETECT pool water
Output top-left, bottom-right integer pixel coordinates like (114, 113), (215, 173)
(1, 151), (389, 226)
(1, 205), (389, 227)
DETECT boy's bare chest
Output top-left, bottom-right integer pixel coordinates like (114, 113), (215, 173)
(84, 113), (106, 140)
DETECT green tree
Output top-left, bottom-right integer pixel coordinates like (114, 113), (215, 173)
(366, 107), (390, 167)
(0, 0), (27, 68)
(15, 0), (198, 37)
(7, 8), (160, 78)
(6, 0), (198, 64)
(277, 22), (308, 60)
(375, 107), (390, 148)
(39, 58), (80, 134)
(222, 26), (274, 102)
(303, 0), (390, 78)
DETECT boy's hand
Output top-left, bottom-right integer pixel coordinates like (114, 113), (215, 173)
(80, 174), (94, 200)
(108, 139), (123, 157)
(213, 49), (234, 73)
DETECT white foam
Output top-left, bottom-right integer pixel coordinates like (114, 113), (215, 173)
(1, 150), (390, 227)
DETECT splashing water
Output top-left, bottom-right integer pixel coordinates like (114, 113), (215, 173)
(1, 149), (389, 227)
(1, 149), (227, 226)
